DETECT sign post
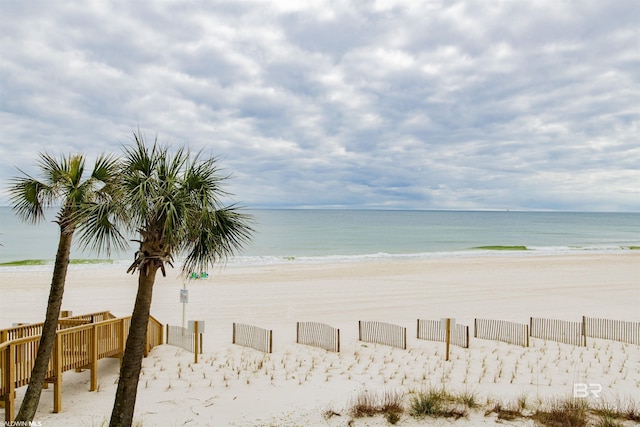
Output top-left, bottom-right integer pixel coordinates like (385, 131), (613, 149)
(440, 318), (456, 361)
(188, 320), (205, 364)
(180, 285), (189, 329)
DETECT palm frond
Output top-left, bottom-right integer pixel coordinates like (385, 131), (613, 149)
(181, 206), (254, 274)
(91, 153), (121, 183)
(75, 200), (129, 256)
(8, 176), (51, 223)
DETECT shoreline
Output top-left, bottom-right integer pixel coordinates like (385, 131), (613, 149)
(1, 245), (639, 269)
(1, 252), (638, 329)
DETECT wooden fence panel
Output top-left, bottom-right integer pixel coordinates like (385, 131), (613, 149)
(59, 327), (92, 372)
(529, 317), (584, 346)
(296, 322), (340, 352)
(166, 325), (202, 354)
(95, 320), (121, 358)
(232, 323), (272, 353)
(584, 316), (640, 345)
(358, 321), (406, 349)
(417, 319), (469, 348)
(474, 319), (529, 347)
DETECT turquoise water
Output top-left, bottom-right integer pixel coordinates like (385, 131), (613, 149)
(0, 207), (638, 267)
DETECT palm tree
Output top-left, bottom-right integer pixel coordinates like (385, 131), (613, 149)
(106, 132), (253, 427)
(9, 153), (125, 422)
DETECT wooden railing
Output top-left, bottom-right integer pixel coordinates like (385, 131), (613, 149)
(0, 311), (116, 343)
(1, 313), (163, 422)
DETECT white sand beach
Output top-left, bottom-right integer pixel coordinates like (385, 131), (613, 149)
(1, 253), (639, 426)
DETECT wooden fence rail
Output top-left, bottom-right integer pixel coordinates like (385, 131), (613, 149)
(296, 322), (340, 352)
(584, 316), (640, 345)
(1, 313), (163, 422)
(358, 321), (407, 349)
(529, 317), (584, 346)
(232, 323), (272, 353)
(474, 319), (529, 347)
(0, 311), (116, 344)
(417, 319), (470, 348)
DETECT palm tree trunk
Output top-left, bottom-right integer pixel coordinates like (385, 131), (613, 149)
(16, 231), (74, 422)
(109, 268), (157, 427)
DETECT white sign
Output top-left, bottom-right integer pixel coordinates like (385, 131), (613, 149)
(188, 320), (205, 333)
(439, 318), (456, 330)
(180, 289), (189, 303)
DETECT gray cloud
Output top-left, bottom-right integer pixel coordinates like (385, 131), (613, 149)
(1, 0), (638, 211)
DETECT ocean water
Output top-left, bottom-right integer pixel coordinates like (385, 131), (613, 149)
(0, 207), (638, 269)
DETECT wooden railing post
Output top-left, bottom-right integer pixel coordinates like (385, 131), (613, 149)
(144, 323), (150, 357)
(4, 343), (16, 422)
(90, 324), (98, 391)
(159, 322), (164, 346)
(193, 321), (199, 364)
(119, 318), (126, 367)
(53, 334), (63, 413)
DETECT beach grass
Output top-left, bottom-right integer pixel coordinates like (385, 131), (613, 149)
(345, 387), (639, 426)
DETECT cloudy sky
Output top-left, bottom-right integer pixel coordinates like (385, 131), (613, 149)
(1, 0), (638, 211)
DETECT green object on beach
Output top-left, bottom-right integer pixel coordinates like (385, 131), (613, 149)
(473, 246), (528, 251)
